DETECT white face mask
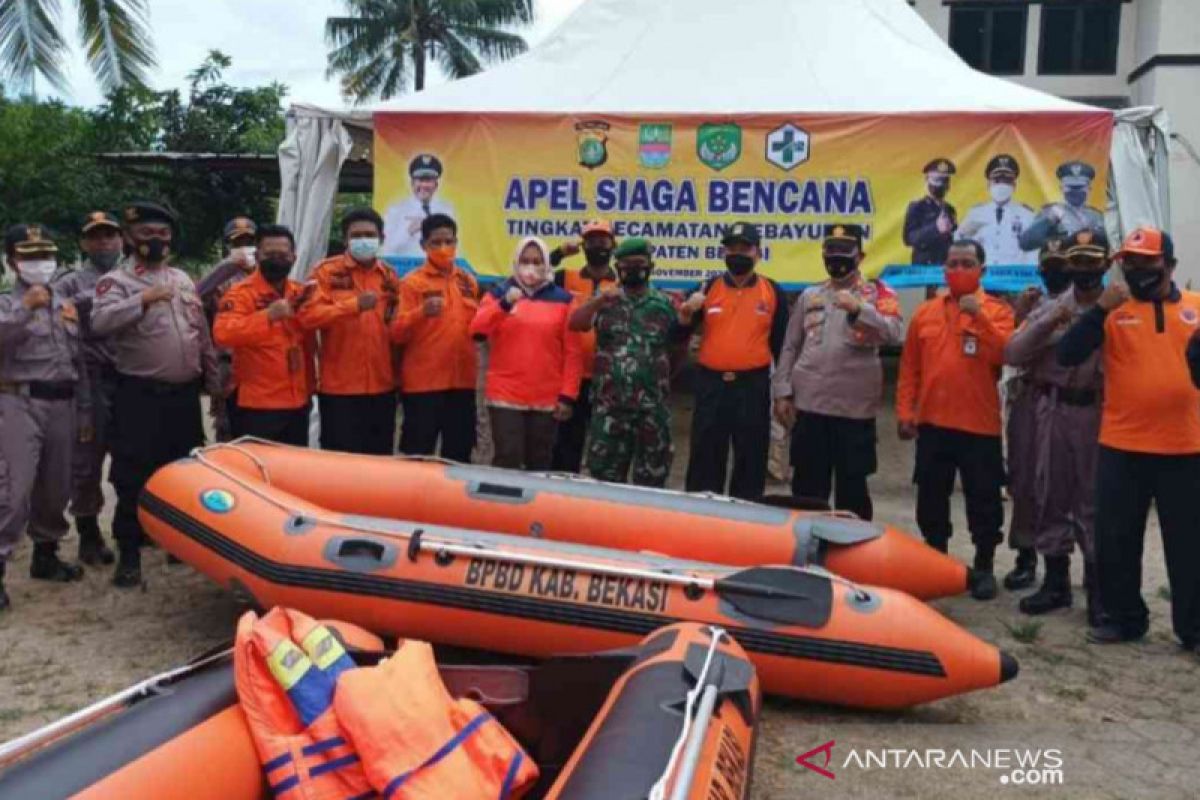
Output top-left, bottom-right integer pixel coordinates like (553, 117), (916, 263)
(989, 182), (1015, 204)
(19, 259), (57, 286)
(348, 237), (381, 264)
(233, 246), (256, 265)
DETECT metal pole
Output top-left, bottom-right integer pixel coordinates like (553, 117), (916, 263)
(667, 684), (720, 800)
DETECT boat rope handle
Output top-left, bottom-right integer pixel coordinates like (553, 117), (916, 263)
(0, 647), (234, 768)
(188, 449), (870, 598)
(650, 626), (727, 800)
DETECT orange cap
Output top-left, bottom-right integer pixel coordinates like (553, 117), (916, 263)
(581, 219), (613, 239)
(1116, 226), (1167, 258)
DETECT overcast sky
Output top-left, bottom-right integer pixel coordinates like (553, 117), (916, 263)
(44, 0), (586, 109)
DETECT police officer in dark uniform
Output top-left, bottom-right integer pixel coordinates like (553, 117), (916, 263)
(904, 159), (958, 266)
(91, 202), (221, 587)
(1020, 161), (1105, 252)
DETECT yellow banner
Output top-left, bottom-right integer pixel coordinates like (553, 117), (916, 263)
(375, 111), (1112, 289)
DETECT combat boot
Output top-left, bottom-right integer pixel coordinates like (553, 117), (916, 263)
(0, 562), (10, 612)
(29, 543), (85, 582)
(112, 548), (142, 589)
(1003, 548), (1038, 591)
(1020, 555), (1073, 615)
(969, 544), (998, 601)
(76, 515), (115, 566)
(1083, 564), (1104, 628)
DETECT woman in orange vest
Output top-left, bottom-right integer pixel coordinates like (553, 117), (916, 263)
(470, 238), (584, 471)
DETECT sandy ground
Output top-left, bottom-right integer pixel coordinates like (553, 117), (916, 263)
(1, 359), (1197, 798)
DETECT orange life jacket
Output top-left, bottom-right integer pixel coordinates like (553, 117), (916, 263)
(234, 608), (538, 800)
(234, 608), (374, 800)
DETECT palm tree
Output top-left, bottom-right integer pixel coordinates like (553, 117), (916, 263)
(326, 0), (533, 104)
(0, 0), (155, 96)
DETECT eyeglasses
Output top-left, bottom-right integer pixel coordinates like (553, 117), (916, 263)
(618, 260), (650, 270)
(1068, 256), (1106, 270)
(946, 259), (980, 270)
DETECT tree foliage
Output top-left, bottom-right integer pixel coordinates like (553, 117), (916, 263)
(1, 50), (287, 263)
(326, 0), (532, 103)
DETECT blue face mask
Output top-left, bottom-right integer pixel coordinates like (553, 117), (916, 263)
(348, 237), (380, 263)
(1064, 188), (1088, 208)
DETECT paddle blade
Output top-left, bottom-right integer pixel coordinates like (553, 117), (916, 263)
(716, 567), (834, 628)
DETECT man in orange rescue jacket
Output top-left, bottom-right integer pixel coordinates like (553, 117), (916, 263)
(390, 214), (480, 463)
(1058, 227), (1200, 651)
(213, 224), (316, 446)
(897, 238), (1015, 601)
(298, 208), (401, 455)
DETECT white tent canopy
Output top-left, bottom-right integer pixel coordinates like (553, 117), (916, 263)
(279, 0), (1155, 277)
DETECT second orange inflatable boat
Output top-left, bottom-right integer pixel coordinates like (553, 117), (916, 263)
(137, 452), (1017, 709)
(199, 440), (971, 600)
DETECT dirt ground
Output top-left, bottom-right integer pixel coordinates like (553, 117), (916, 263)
(1, 361), (1197, 798)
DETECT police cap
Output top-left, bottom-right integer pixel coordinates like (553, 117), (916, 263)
(985, 154), (1020, 179)
(123, 201), (178, 229)
(1066, 228), (1109, 260)
(409, 154), (444, 179)
(1039, 237), (1068, 265)
(721, 222), (761, 247)
(9, 224), (58, 256)
(223, 216), (258, 243)
(822, 223), (864, 250)
(1056, 161), (1096, 187)
(923, 158), (956, 178)
(81, 211), (121, 235)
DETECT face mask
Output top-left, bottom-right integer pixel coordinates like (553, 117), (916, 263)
(945, 268), (981, 297)
(18, 259), (57, 286)
(1070, 272), (1104, 292)
(233, 245), (256, 265)
(1040, 268), (1071, 294)
(1124, 268), (1165, 301)
(618, 267), (649, 289)
(927, 181), (948, 199)
(90, 251), (121, 272)
(585, 247), (612, 268)
(259, 256), (294, 283)
(515, 261), (549, 290)
(725, 254), (755, 276)
(989, 183), (1014, 204)
(824, 255), (857, 280)
(1064, 188), (1088, 208)
(137, 237), (169, 264)
(427, 245), (457, 270)
(348, 237), (380, 264)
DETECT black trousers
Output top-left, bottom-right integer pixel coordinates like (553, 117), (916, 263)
(318, 392), (397, 456)
(552, 380), (592, 473)
(490, 407), (558, 471)
(1095, 446), (1200, 645)
(399, 390), (477, 463)
(914, 424), (1004, 552)
(685, 367), (771, 500)
(233, 402), (311, 447)
(791, 411), (877, 521)
(109, 376), (204, 553)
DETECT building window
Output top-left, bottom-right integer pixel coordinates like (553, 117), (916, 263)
(949, 4), (1028, 75)
(1039, 1), (1121, 75)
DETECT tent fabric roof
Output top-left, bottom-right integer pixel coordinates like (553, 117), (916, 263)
(358, 0), (1096, 116)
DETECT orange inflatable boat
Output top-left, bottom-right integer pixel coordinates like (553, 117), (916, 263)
(197, 440), (971, 600)
(136, 453), (1017, 709)
(0, 622), (760, 800)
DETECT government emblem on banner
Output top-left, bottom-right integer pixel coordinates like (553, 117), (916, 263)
(697, 123), (742, 171)
(575, 120), (611, 169)
(638, 123), (673, 169)
(765, 123), (810, 170)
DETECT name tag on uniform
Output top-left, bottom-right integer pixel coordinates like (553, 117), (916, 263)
(962, 335), (978, 357)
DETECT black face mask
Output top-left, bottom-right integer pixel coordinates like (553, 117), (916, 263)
(619, 267), (649, 289)
(1070, 272), (1104, 292)
(1040, 269), (1072, 294)
(136, 237), (169, 264)
(725, 254), (755, 276)
(260, 256), (295, 283)
(91, 251), (122, 272)
(824, 255), (857, 280)
(1125, 268), (1166, 301)
(585, 247), (612, 268)
(928, 183), (948, 200)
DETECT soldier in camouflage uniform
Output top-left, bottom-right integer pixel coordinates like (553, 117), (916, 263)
(569, 237), (679, 487)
